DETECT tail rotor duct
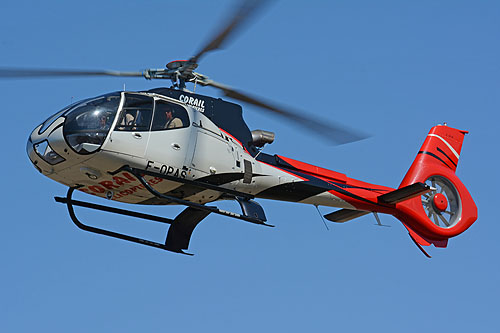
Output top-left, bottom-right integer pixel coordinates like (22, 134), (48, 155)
(421, 176), (462, 229)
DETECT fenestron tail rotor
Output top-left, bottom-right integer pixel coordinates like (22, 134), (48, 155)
(421, 176), (461, 229)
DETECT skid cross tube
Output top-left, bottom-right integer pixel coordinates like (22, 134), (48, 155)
(55, 187), (185, 253)
(124, 166), (272, 226)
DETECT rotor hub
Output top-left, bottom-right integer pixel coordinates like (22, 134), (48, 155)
(166, 60), (198, 70)
(432, 193), (448, 212)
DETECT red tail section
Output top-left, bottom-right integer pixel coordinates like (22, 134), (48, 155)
(394, 125), (477, 249)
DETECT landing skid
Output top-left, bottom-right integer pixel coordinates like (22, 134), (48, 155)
(56, 187), (196, 254)
(55, 167), (271, 254)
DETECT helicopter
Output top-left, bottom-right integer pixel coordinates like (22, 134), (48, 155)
(3, 0), (477, 257)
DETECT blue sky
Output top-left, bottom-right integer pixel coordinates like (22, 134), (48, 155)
(1, 0), (499, 332)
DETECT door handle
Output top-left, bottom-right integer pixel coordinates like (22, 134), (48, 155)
(133, 133), (142, 139)
(171, 143), (181, 150)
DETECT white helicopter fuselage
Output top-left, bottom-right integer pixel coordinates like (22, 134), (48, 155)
(16, 0), (479, 256)
(27, 90), (355, 210)
(26, 89), (477, 256)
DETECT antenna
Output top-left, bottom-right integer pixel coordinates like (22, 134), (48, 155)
(314, 204), (330, 231)
(373, 212), (391, 227)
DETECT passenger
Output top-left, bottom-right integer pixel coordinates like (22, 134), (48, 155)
(165, 109), (182, 129)
(118, 111), (135, 130)
(123, 111), (135, 127)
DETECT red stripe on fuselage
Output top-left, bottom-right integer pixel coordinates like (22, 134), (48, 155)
(276, 155), (394, 208)
(219, 128), (251, 155)
(277, 155), (348, 183)
(260, 156), (396, 211)
(257, 160), (309, 181)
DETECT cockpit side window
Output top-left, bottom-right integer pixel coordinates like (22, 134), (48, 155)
(115, 94), (153, 132)
(151, 100), (190, 131)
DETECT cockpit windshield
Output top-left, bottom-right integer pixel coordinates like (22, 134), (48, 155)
(63, 93), (121, 154)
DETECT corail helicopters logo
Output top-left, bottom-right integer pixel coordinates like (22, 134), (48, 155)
(179, 95), (206, 112)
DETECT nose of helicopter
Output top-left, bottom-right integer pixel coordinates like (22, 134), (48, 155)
(26, 136), (41, 172)
(26, 92), (122, 175)
(26, 115), (68, 174)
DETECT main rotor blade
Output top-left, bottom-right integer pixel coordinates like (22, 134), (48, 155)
(0, 68), (144, 79)
(200, 79), (368, 145)
(190, 0), (270, 63)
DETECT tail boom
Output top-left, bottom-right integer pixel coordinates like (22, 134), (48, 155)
(255, 125), (477, 253)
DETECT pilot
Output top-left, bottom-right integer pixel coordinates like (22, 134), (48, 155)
(99, 115), (107, 129)
(165, 109), (182, 129)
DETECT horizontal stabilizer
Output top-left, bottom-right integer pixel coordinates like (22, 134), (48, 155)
(378, 182), (431, 204)
(324, 209), (370, 223)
